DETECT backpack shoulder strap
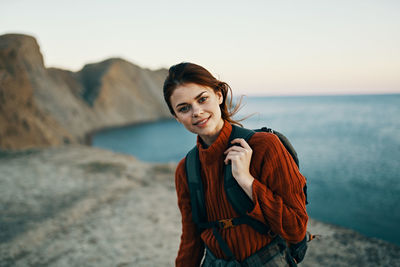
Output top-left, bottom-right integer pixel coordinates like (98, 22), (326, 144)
(224, 124), (256, 215)
(256, 127), (299, 168)
(185, 146), (206, 225)
(230, 124), (255, 142)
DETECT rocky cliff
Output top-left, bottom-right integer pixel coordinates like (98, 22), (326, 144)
(0, 34), (170, 150)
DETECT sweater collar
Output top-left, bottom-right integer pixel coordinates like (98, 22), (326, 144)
(197, 120), (232, 164)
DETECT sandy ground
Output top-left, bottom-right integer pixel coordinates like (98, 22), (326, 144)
(0, 145), (399, 267)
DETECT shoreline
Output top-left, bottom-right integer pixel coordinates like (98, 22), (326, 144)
(0, 145), (399, 266)
(84, 120), (400, 247)
(83, 117), (174, 146)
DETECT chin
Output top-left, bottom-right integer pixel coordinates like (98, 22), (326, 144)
(199, 121), (220, 136)
(188, 115), (223, 137)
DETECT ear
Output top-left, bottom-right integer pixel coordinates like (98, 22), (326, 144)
(216, 91), (223, 105)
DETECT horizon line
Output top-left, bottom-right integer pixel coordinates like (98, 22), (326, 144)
(233, 91), (400, 98)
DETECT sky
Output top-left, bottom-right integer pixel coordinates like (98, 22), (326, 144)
(1, 0), (400, 96)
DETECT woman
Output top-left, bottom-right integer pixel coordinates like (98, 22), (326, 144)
(163, 62), (308, 266)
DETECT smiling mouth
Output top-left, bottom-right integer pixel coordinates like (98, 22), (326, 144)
(193, 116), (210, 126)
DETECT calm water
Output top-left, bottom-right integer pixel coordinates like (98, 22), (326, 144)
(92, 94), (400, 246)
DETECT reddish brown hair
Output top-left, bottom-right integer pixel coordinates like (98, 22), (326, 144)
(163, 62), (243, 126)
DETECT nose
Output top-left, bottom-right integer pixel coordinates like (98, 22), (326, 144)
(192, 104), (203, 117)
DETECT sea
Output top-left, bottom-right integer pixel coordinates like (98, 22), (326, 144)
(92, 94), (400, 246)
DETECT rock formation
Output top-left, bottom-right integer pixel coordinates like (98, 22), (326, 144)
(0, 33), (170, 150)
(0, 34), (74, 149)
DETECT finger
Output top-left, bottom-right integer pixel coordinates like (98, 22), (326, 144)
(224, 155), (231, 164)
(226, 151), (242, 157)
(224, 145), (245, 154)
(225, 141), (251, 155)
(224, 152), (243, 164)
(231, 138), (251, 150)
(224, 155), (235, 165)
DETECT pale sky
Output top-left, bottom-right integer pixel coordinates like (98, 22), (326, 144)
(1, 0), (400, 96)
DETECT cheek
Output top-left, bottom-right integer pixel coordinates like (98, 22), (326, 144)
(213, 101), (222, 114)
(176, 113), (191, 124)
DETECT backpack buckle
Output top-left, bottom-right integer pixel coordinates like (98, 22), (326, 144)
(218, 218), (234, 229)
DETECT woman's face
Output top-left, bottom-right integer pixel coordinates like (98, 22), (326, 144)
(170, 83), (224, 145)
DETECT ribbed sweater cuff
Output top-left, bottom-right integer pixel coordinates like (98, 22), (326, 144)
(246, 179), (267, 223)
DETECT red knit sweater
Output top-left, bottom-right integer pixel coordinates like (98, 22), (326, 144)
(175, 121), (308, 266)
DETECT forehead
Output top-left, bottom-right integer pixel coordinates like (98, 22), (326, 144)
(170, 83), (214, 105)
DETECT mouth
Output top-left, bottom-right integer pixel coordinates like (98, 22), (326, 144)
(193, 116), (210, 127)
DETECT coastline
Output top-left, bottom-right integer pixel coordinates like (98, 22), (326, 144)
(85, 118), (400, 245)
(0, 145), (399, 266)
(83, 117), (173, 146)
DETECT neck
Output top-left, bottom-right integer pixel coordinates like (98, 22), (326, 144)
(199, 118), (225, 147)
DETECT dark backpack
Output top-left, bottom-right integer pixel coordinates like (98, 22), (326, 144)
(185, 124), (308, 264)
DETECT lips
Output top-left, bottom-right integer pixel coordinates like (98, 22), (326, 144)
(193, 116), (210, 126)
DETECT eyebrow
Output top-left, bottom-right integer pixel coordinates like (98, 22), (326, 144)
(175, 91), (208, 109)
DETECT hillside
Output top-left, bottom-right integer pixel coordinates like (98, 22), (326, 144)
(0, 34), (170, 150)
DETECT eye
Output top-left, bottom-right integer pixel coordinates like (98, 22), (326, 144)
(178, 105), (190, 113)
(199, 96), (208, 103)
